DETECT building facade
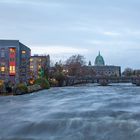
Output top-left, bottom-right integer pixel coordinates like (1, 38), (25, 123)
(0, 40), (31, 84)
(92, 65), (121, 77)
(30, 55), (50, 79)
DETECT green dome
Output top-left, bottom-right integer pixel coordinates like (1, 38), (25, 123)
(94, 52), (105, 66)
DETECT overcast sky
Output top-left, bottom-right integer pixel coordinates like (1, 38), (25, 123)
(0, 0), (140, 69)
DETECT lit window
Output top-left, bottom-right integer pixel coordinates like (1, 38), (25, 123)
(10, 66), (15, 71)
(22, 50), (26, 54)
(9, 66), (15, 74)
(30, 58), (33, 62)
(38, 65), (41, 69)
(1, 66), (5, 72)
(9, 48), (16, 54)
(30, 66), (34, 69)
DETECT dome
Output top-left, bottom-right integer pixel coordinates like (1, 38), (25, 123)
(94, 52), (105, 66)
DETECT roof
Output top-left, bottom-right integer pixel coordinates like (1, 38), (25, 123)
(94, 51), (105, 66)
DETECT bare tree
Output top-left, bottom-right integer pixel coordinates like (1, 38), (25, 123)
(122, 68), (133, 77)
(133, 70), (140, 77)
(65, 54), (86, 77)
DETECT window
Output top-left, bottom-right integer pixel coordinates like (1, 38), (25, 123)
(10, 66), (15, 71)
(1, 62), (5, 66)
(30, 66), (34, 69)
(30, 58), (33, 62)
(1, 49), (5, 57)
(10, 58), (15, 62)
(22, 50), (26, 54)
(9, 66), (15, 74)
(1, 66), (5, 72)
(9, 48), (16, 54)
(22, 58), (26, 62)
(21, 69), (26, 73)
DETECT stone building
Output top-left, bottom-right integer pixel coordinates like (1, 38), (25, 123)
(0, 40), (31, 84)
(88, 52), (121, 77)
(30, 55), (50, 79)
(92, 65), (121, 77)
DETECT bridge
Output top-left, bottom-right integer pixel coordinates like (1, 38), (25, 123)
(64, 76), (140, 86)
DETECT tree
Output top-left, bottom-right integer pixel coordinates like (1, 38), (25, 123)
(65, 54), (86, 76)
(54, 72), (65, 86)
(133, 70), (140, 77)
(66, 55), (86, 66)
(49, 60), (66, 87)
(55, 61), (63, 73)
(38, 68), (44, 78)
(122, 68), (133, 77)
(35, 78), (50, 89)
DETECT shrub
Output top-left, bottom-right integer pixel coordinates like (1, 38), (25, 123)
(15, 83), (28, 95)
(49, 78), (58, 87)
(35, 78), (50, 89)
(54, 72), (65, 86)
(5, 81), (13, 93)
(0, 83), (4, 93)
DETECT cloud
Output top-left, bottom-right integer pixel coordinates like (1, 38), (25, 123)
(102, 31), (121, 36)
(0, 0), (140, 69)
(87, 40), (106, 45)
(30, 45), (89, 55)
(0, 0), (64, 8)
(30, 45), (89, 63)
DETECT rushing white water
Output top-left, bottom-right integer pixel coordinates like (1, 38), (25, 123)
(0, 83), (140, 140)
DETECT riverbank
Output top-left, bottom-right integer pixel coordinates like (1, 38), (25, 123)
(0, 82), (138, 96)
(0, 93), (13, 96)
(0, 84), (48, 96)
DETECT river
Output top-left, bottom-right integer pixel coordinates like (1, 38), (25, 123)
(0, 83), (140, 140)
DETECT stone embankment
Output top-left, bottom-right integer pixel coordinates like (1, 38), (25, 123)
(27, 84), (42, 93)
(14, 84), (42, 95)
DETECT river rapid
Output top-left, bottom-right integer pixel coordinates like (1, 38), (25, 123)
(0, 83), (140, 140)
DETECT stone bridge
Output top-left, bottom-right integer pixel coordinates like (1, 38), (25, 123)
(64, 76), (140, 86)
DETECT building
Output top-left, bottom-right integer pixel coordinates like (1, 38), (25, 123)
(88, 52), (121, 77)
(30, 55), (50, 79)
(92, 65), (121, 77)
(0, 40), (31, 84)
(94, 51), (105, 66)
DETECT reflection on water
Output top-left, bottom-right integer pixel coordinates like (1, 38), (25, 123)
(0, 83), (140, 140)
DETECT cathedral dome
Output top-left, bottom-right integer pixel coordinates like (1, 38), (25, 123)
(94, 52), (105, 66)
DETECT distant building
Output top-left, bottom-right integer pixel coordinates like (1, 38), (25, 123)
(94, 51), (105, 66)
(88, 61), (92, 66)
(88, 52), (121, 77)
(30, 55), (50, 79)
(0, 40), (31, 84)
(92, 65), (121, 77)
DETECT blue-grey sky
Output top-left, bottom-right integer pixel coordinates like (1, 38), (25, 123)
(0, 0), (140, 69)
